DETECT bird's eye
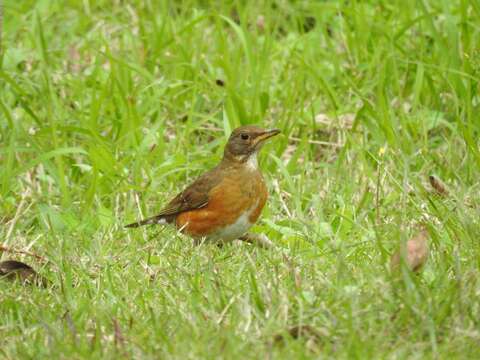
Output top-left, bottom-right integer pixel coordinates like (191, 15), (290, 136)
(240, 133), (250, 140)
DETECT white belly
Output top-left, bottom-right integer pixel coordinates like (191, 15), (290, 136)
(207, 203), (257, 243)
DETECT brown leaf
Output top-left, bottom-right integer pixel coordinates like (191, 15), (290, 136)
(0, 260), (49, 287)
(428, 175), (449, 196)
(390, 227), (429, 273)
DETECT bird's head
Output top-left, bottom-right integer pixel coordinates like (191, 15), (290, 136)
(223, 125), (280, 166)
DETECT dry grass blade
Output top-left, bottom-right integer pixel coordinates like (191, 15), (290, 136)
(289, 136), (344, 148)
(0, 260), (49, 287)
(63, 311), (79, 345)
(0, 0), (3, 56)
(112, 318), (126, 348)
(282, 253), (302, 289)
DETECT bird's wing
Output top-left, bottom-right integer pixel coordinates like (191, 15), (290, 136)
(155, 165), (224, 217)
(125, 165), (226, 228)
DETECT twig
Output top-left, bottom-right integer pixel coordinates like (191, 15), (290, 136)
(0, 245), (47, 262)
(63, 311), (79, 345)
(112, 318), (126, 349)
(216, 296), (237, 325)
(133, 191), (144, 220)
(5, 181), (32, 244)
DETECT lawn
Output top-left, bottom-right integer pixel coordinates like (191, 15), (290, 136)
(1, 0), (480, 358)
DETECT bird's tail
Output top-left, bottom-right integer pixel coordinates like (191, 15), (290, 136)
(124, 215), (167, 228)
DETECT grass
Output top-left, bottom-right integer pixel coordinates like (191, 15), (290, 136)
(1, 0), (480, 358)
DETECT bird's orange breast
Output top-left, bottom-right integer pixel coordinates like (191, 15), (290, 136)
(175, 171), (268, 239)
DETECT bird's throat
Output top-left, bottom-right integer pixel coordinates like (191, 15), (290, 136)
(245, 152), (258, 170)
(223, 151), (259, 170)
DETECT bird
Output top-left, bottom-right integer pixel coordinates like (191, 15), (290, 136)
(390, 226), (429, 273)
(125, 125), (280, 246)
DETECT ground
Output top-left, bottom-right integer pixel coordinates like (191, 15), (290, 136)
(1, 0), (480, 358)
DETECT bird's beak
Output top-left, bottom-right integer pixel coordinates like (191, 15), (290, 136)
(254, 129), (281, 145)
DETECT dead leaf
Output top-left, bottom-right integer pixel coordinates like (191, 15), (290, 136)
(0, 260), (48, 287)
(315, 113), (354, 130)
(428, 175), (449, 196)
(390, 227), (429, 273)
